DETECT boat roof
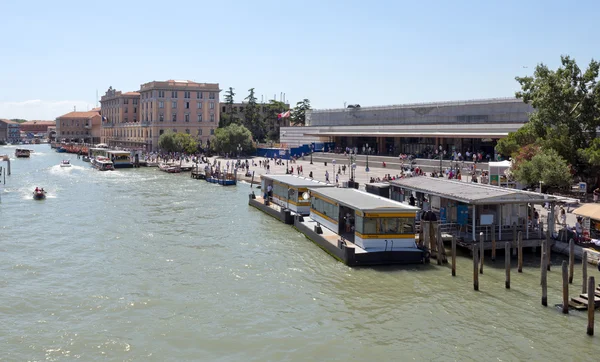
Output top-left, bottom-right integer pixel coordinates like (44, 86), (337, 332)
(107, 150), (130, 155)
(390, 177), (560, 205)
(261, 174), (334, 188)
(309, 187), (420, 213)
(366, 182), (391, 189)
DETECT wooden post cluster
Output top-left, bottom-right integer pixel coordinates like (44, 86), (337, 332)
(517, 231), (523, 273)
(569, 239), (574, 284)
(473, 244), (479, 291)
(562, 260), (569, 314)
(437, 225), (442, 265)
(546, 227), (551, 271)
(505, 242), (511, 289)
(588, 276), (595, 336)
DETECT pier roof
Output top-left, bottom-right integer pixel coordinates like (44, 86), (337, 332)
(310, 187), (420, 212)
(261, 174), (333, 188)
(390, 177), (559, 205)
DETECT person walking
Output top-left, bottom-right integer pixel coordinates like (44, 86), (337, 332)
(325, 170), (330, 183)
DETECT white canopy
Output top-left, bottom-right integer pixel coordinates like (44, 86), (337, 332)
(488, 160), (512, 168)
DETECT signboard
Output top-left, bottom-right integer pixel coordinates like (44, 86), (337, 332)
(279, 149), (286, 156)
(579, 182), (587, 194)
(457, 204), (468, 226)
(490, 174), (499, 186)
(480, 214), (494, 225)
(440, 207), (447, 223)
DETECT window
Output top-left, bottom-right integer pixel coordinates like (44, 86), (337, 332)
(185, 114), (190, 122)
(134, 107), (137, 113)
(209, 92), (215, 99)
(124, 108), (128, 113)
(158, 91), (165, 98)
(197, 92), (203, 99)
(171, 91), (178, 98)
(360, 217), (415, 235)
(185, 101), (190, 109)
(172, 113), (177, 122)
(184, 91), (190, 98)
(133, 99), (138, 105)
(197, 114), (203, 122)
(197, 129), (202, 135)
(124, 117), (128, 122)
(159, 113), (164, 122)
(159, 129), (164, 135)
(172, 101), (177, 108)
(159, 101), (164, 108)
(222, 106), (226, 112)
(210, 128), (215, 135)
(185, 129), (190, 134)
(124, 99), (129, 104)
(210, 114), (215, 122)
(197, 102), (202, 109)
(172, 128), (177, 133)
(209, 102), (215, 109)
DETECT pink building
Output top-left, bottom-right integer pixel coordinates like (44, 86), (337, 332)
(100, 87), (143, 149)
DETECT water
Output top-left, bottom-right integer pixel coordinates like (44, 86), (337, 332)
(1, 144), (599, 361)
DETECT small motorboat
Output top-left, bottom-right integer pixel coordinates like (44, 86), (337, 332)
(82, 156), (91, 162)
(60, 160), (72, 167)
(33, 189), (46, 200)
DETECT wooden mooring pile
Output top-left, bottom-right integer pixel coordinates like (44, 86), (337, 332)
(438, 226), (598, 337)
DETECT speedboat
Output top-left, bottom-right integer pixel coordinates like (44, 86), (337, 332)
(60, 160), (72, 167)
(33, 189), (46, 200)
(15, 149), (31, 158)
(82, 156), (91, 162)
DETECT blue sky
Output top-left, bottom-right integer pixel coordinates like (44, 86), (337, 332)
(1, 0), (598, 120)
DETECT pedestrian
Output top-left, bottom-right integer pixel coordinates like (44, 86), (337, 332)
(325, 170), (330, 183)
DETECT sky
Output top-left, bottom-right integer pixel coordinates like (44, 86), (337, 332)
(1, 0), (599, 120)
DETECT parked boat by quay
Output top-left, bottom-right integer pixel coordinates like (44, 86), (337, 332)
(249, 176), (428, 266)
(15, 149), (31, 158)
(107, 150), (133, 168)
(205, 167), (237, 186)
(158, 163), (182, 173)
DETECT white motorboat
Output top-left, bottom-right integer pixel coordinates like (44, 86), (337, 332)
(60, 160), (72, 167)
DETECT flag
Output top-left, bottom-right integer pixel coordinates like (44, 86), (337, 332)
(278, 111), (291, 120)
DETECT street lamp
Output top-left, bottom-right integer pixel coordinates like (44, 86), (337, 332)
(439, 144), (443, 174)
(364, 143), (371, 172)
(310, 143), (314, 165)
(286, 149), (289, 174)
(237, 143), (242, 159)
(332, 159), (336, 181)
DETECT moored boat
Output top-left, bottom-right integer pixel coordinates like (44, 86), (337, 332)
(92, 156), (114, 171)
(82, 156), (91, 162)
(60, 160), (72, 167)
(15, 149), (31, 158)
(159, 163), (181, 173)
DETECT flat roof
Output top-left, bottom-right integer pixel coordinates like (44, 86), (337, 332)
(107, 150), (130, 155)
(261, 174), (333, 188)
(390, 177), (559, 205)
(573, 204), (600, 220)
(310, 187), (420, 212)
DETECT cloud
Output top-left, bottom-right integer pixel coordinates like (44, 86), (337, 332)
(0, 99), (96, 120)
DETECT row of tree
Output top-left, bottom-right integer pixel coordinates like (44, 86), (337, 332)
(497, 56), (600, 191)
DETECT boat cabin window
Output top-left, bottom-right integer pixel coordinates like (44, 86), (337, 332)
(355, 216), (415, 234)
(310, 196), (339, 221)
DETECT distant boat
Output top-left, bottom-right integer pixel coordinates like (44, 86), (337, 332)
(33, 189), (46, 200)
(60, 160), (72, 167)
(15, 149), (31, 158)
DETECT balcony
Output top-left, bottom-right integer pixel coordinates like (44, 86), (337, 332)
(141, 121), (151, 127)
(103, 122), (114, 128)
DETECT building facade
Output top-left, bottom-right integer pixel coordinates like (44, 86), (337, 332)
(20, 120), (55, 139)
(280, 98), (533, 157)
(5, 120), (21, 143)
(139, 80), (221, 151)
(100, 87), (142, 149)
(56, 110), (101, 144)
(0, 119), (8, 143)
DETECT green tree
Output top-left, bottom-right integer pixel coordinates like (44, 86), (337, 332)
(10, 119), (27, 123)
(211, 123), (255, 155)
(512, 148), (572, 190)
(220, 87), (237, 128)
(243, 88), (267, 142)
(158, 131), (198, 154)
(290, 99), (311, 126)
(263, 100), (288, 141)
(503, 56), (600, 182)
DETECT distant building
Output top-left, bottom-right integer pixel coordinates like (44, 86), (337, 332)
(100, 86), (141, 148)
(221, 101), (290, 140)
(56, 109), (101, 144)
(0, 119), (21, 143)
(101, 80), (221, 151)
(20, 120), (56, 139)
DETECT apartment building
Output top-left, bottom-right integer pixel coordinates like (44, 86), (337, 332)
(56, 109), (101, 144)
(139, 80), (221, 151)
(20, 120), (56, 139)
(99, 86), (142, 148)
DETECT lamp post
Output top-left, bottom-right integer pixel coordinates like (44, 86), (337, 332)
(364, 143), (371, 172)
(310, 143), (314, 165)
(332, 159), (336, 181)
(286, 149), (289, 174)
(237, 143), (242, 159)
(439, 144), (443, 174)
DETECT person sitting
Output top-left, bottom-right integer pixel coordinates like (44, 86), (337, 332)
(35, 187), (39, 192)
(41, 188), (44, 193)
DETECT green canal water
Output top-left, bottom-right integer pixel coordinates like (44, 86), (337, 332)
(1, 144), (599, 361)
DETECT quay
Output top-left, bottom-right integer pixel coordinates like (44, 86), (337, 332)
(249, 175), (428, 266)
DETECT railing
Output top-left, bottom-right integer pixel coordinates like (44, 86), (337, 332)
(311, 97), (523, 112)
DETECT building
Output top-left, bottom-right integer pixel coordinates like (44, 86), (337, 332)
(221, 101), (290, 140)
(280, 97), (533, 157)
(100, 87), (142, 149)
(138, 80), (221, 151)
(0, 119), (21, 143)
(0, 119), (8, 143)
(56, 109), (101, 144)
(20, 120), (56, 139)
